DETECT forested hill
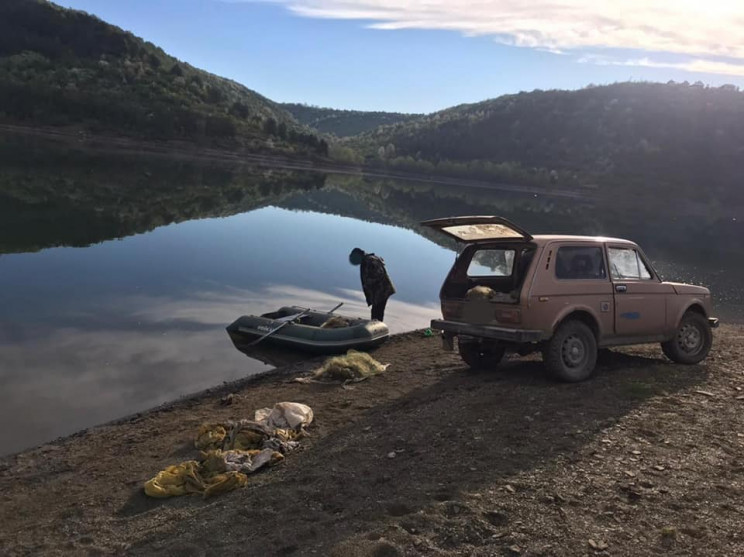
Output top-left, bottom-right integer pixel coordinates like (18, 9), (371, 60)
(0, 0), (328, 155)
(281, 103), (422, 137)
(348, 82), (744, 203)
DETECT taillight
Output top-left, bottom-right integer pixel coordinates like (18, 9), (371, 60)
(496, 308), (521, 324)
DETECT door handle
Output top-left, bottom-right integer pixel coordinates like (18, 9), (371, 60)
(615, 284), (627, 293)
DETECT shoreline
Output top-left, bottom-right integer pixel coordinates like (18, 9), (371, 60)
(0, 336), (335, 461)
(2, 325), (743, 556)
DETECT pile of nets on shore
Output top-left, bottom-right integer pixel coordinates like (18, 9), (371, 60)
(144, 402), (313, 498)
(293, 350), (389, 385)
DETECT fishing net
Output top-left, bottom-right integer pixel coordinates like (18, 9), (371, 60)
(466, 285), (497, 300)
(320, 316), (352, 329)
(145, 402), (311, 498)
(313, 350), (389, 381)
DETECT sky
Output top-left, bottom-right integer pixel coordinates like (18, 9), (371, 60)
(55, 0), (744, 113)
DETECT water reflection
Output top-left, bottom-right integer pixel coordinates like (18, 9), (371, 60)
(0, 203), (448, 455)
(0, 135), (742, 455)
(0, 278), (441, 455)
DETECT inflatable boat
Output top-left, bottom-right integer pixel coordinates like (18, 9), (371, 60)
(226, 306), (389, 354)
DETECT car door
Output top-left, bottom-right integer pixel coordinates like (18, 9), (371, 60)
(607, 245), (673, 337)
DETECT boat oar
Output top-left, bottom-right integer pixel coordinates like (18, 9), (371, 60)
(246, 302), (344, 347)
(327, 302), (344, 314)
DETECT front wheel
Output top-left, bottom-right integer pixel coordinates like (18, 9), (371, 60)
(544, 320), (598, 382)
(661, 312), (712, 364)
(458, 339), (506, 370)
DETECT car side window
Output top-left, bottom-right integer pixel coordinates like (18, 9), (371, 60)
(467, 249), (515, 277)
(555, 246), (607, 280)
(608, 248), (653, 280)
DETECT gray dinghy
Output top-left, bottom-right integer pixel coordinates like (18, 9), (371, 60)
(226, 306), (389, 354)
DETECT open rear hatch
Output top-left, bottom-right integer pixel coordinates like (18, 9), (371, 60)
(422, 216), (536, 321)
(420, 216), (532, 243)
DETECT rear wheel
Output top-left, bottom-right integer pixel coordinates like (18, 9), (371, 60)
(661, 312), (712, 364)
(458, 339), (506, 370)
(544, 320), (597, 382)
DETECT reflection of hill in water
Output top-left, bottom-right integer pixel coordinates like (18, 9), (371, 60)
(1, 136), (741, 273)
(0, 135), (325, 254)
(278, 179), (744, 321)
(278, 175), (598, 250)
(279, 175), (743, 270)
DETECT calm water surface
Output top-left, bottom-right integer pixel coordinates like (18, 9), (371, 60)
(0, 208), (454, 454)
(1, 140), (742, 455)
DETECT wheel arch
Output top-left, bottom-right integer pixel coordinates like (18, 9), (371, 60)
(672, 301), (708, 330)
(552, 308), (601, 340)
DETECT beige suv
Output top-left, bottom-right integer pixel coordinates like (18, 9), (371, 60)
(423, 216), (719, 382)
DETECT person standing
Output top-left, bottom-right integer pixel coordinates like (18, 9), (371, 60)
(348, 247), (395, 322)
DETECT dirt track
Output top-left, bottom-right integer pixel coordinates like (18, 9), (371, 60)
(1, 325), (743, 556)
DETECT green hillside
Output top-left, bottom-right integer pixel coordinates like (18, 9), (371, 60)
(281, 103), (422, 137)
(348, 82), (744, 202)
(0, 0), (327, 155)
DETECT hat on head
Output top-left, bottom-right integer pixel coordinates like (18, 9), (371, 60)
(349, 247), (365, 265)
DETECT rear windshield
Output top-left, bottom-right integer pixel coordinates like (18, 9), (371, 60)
(466, 246), (536, 280)
(467, 248), (516, 277)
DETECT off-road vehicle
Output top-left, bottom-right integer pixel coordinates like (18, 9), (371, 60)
(423, 216), (719, 382)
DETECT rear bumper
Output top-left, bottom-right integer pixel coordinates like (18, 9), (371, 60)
(709, 317), (720, 329)
(431, 319), (544, 344)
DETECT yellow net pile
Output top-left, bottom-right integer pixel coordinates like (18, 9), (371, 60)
(313, 350), (389, 381)
(320, 316), (351, 329)
(144, 449), (283, 498)
(144, 402), (313, 498)
(466, 285), (497, 300)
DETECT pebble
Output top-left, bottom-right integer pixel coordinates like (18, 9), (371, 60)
(588, 539), (609, 550)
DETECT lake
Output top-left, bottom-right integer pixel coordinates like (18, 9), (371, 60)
(1, 136), (742, 455)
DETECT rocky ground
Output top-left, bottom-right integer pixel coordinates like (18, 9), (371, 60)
(1, 325), (743, 557)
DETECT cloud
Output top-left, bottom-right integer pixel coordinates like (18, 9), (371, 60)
(579, 54), (744, 78)
(0, 284), (440, 453)
(245, 0), (744, 76)
(130, 283), (440, 334)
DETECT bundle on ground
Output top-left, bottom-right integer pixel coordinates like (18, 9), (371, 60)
(144, 402), (312, 498)
(144, 449), (282, 498)
(313, 350), (389, 381)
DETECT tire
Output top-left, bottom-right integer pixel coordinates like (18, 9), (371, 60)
(544, 320), (598, 382)
(458, 339), (506, 370)
(661, 312), (712, 364)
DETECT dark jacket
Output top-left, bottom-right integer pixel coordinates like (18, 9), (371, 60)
(360, 254), (396, 306)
